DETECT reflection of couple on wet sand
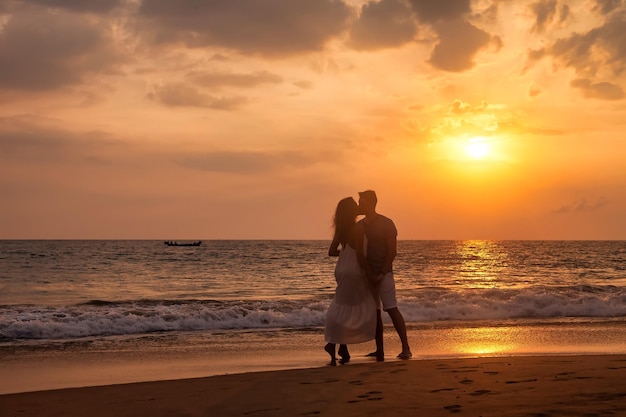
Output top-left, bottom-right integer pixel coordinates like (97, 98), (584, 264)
(324, 190), (411, 366)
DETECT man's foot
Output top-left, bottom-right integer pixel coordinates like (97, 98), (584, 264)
(324, 343), (337, 366)
(366, 351), (385, 361)
(397, 351), (412, 360)
(338, 345), (350, 364)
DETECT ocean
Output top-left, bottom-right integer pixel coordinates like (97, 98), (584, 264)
(2, 240), (626, 341)
(2, 240), (626, 393)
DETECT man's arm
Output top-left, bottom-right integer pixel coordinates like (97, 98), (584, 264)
(382, 234), (397, 274)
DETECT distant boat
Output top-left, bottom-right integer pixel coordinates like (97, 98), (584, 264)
(164, 241), (202, 247)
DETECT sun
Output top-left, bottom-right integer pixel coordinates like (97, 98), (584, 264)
(465, 137), (490, 159)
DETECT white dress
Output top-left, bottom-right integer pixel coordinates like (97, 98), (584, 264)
(324, 243), (377, 344)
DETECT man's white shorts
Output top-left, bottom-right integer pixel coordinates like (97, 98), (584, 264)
(375, 272), (397, 311)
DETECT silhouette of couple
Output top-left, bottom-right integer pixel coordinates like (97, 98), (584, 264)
(324, 190), (411, 366)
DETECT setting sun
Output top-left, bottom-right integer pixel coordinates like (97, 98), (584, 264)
(465, 137), (490, 159)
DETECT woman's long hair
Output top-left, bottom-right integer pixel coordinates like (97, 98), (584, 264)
(333, 197), (358, 247)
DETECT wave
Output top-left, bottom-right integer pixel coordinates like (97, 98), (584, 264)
(1, 285), (625, 341)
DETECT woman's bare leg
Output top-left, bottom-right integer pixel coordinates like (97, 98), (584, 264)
(324, 343), (337, 366)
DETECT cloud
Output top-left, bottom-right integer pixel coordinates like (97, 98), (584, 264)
(146, 83), (248, 110)
(528, 86), (542, 97)
(528, 13), (626, 77)
(570, 78), (624, 100)
(348, 0), (417, 51)
(137, 0), (352, 56)
(179, 151), (315, 174)
(428, 19), (498, 72)
(530, 0), (557, 33)
(188, 70), (283, 89)
(19, 0), (124, 13)
(293, 80), (313, 89)
(0, 115), (115, 164)
(0, 9), (124, 90)
(553, 197), (609, 214)
(593, 0), (624, 15)
(426, 99), (507, 139)
(408, 0), (470, 23)
(449, 99), (489, 114)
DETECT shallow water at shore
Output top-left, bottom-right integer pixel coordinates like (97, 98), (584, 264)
(3, 318), (626, 394)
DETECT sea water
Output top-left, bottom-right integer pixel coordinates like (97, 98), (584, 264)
(2, 240), (626, 393)
(2, 240), (625, 341)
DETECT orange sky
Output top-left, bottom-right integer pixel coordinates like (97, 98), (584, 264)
(1, 0), (625, 239)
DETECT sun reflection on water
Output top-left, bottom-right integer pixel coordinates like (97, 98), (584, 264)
(451, 326), (519, 356)
(454, 240), (509, 289)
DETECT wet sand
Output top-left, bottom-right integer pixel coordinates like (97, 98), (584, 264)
(2, 355), (626, 417)
(3, 320), (626, 395)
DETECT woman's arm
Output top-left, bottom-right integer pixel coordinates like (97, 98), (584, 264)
(355, 223), (378, 284)
(328, 236), (341, 256)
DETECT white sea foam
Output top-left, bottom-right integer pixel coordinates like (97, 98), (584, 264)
(2, 285), (625, 341)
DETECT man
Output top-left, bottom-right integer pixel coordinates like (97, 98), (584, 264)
(357, 190), (411, 361)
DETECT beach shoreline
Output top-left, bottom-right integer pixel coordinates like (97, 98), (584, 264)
(2, 354), (626, 417)
(3, 319), (626, 395)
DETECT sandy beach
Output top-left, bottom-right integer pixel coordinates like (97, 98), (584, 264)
(2, 354), (626, 417)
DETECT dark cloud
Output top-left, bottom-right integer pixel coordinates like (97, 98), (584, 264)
(19, 0), (124, 13)
(593, 0), (624, 15)
(530, 0), (557, 33)
(188, 70), (283, 89)
(348, 0), (417, 50)
(180, 151), (314, 174)
(0, 115), (114, 164)
(147, 83), (248, 110)
(137, 0), (352, 56)
(428, 19), (497, 72)
(408, 0), (470, 23)
(560, 4), (571, 22)
(0, 9), (123, 90)
(529, 14), (626, 77)
(554, 197), (609, 214)
(570, 78), (624, 100)
(476, 3), (499, 24)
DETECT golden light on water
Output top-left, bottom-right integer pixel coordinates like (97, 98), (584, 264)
(452, 327), (519, 356)
(455, 240), (508, 288)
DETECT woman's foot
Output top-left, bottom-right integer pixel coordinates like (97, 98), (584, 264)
(338, 345), (350, 364)
(324, 343), (337, 366)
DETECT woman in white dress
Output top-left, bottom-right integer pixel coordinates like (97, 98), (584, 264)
(324, 197), (377, 366)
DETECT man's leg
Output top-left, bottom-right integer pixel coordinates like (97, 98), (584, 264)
(386, 307), (411, 359)
(375, 309), (384, 361)
(366, 308), (385, 361)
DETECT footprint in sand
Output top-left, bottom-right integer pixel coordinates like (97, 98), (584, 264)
(470, 389), (491, 396)
(505, 378), (538, 384)
(431, 388), (456, 393)
(348, 391), (384, 403)
(348, 380), (364, 385)
(444, 404), (462, 413)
